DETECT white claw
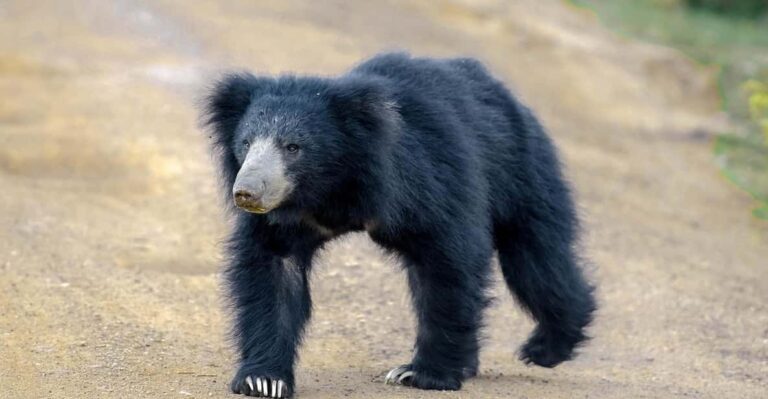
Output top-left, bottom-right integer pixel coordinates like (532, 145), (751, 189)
(246, 376), (254, 392)
(385, 369), (395, 383)
(397, 370), (415, 384)
(385, 366), (407, 384)
(256, 378), (262, 394)
(278, 380), (284, 398)
(272, 380), (278, 397)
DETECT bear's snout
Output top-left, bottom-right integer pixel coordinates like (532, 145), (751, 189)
(233, 189), (268, 214)
(231, 138), (294, 214)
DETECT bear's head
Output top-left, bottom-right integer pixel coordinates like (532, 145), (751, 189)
(204, 73), (399, 216)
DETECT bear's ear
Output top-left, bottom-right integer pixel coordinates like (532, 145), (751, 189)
(328, 75), (400, 137)
(203, 73), (270, 191)
(203, 72), (270, 145)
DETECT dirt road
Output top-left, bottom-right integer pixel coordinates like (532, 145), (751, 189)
(1, 1), (766, 398)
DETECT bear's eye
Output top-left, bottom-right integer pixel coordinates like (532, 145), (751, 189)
(242, 140), (250, 149)
(286, 143), (300, 153)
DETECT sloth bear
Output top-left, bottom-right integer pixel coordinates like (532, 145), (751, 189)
(204, 53), (596, 398)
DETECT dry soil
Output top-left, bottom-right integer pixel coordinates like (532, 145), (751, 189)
(1, 1), (767, 398)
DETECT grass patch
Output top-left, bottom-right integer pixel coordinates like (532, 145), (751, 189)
(571, 0), (768, 219)
(715, 133), (768, 216)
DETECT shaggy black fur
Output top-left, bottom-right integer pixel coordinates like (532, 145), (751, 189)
(204, 53), (596, 397)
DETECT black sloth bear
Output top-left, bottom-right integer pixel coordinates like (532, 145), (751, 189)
(204, 53), (596, 398)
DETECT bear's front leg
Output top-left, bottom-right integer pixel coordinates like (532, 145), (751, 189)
(385, 230), (492, 391)
(226, 244), (312, 398)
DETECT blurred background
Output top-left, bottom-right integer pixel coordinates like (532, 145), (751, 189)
(576, 0), (768, 219)
(0, 1), (765, 398)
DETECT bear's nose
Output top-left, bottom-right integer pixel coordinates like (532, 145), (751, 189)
(234, 189), (261, 206)
(233, 190), (269, 214)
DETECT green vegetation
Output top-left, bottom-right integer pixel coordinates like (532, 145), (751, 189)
(718, 80), (768, 219)
(687, 0), (768, 18)
(572, 0), (768, 219)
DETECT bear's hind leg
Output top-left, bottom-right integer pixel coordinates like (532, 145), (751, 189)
(495, 216), (596, 368)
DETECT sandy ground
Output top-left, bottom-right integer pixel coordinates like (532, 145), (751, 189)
(1, 0), (767, 398)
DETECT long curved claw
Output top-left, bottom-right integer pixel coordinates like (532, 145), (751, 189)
(397, 370), (415, 384)
(385, 365), (411, 385)
(237, 376), (289, 397)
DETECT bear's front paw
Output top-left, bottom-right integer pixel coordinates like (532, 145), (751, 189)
(231, 371), (292, 398)
(384, 364), (462, 391)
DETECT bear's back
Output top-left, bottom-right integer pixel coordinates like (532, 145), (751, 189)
(351, 53), (496, 100)
(351, 54), (541, 223)
(351, 52), (524, 151)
